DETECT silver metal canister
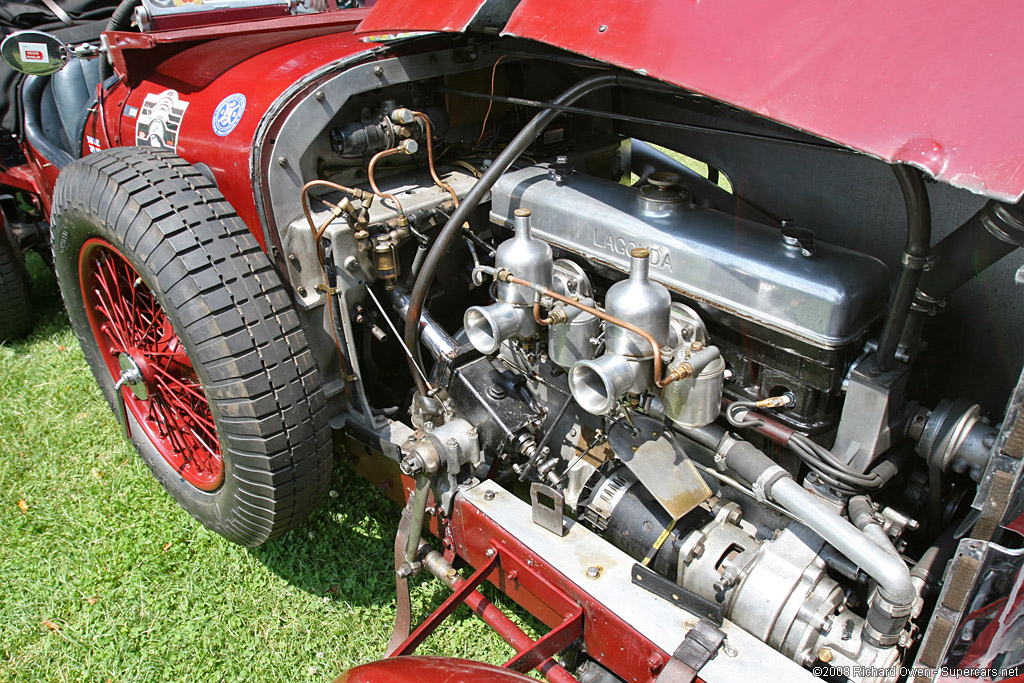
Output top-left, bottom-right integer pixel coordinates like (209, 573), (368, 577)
(663, 352), (725, 428)
(549, 300), (599, 369)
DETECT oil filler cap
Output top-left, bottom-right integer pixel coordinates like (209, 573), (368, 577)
(780, 223), (816, 257)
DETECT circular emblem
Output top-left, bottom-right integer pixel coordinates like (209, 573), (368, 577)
(212, 93), (246, 137)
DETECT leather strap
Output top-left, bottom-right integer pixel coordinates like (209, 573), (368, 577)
(40, 0), (74, 27)
(385, 497), (416, 656)
(656, 620), (726, 683)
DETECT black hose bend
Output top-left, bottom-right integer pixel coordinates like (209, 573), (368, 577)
(401, 71), (676, 395)
(874, 165), (931, 374)
(97, 0), (142, 81)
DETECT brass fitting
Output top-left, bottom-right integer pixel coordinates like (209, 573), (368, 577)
(546, 307), (568, 325)
(666, 362), (695, 384)
(755, 394), (795, 409)
(374, 238), (400, 290)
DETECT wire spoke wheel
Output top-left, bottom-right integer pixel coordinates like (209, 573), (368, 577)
(79, 238), (223, 490)
(51, 147), (332, 546)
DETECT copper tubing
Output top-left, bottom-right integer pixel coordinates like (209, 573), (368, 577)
(533, 301), (554, 326)
(298, 179), (369, 405)
(368, 147), (406, 216)
(475, 54), (507, 146)
(513, 273), (684, 388)
(411, 111), (460, 207)
(300, 179), (370, 241)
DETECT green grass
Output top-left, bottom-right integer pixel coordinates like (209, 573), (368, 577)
(0, 256), (526, 683)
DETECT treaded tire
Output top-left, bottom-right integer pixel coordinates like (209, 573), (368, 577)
(51, 146), (333, 546)
(0, 230), (34, 340)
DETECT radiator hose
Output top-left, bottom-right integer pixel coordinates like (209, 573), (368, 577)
(681, 423), (916, 647)
(97, 0), (142, 81)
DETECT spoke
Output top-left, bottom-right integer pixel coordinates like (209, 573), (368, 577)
(104, 255), (134, 344)
(134, 295), (163, 351)
(151, 399), (192, 456)
(150, 364), (206, 402)
(94, 260), (131, 334)
(187, 425), (219, 459)
(94, 292), (130, 352)
(157, 393), (218, 456)
(156, 381), (218, 443)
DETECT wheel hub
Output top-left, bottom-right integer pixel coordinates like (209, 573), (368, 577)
(117, 353), (149, 400)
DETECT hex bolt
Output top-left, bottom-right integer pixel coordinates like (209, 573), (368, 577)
(485, 548), (496, 558)
(585, 566), (602, 580)
(315, 91), (325, 102)
(344, 255), (360, 272)
(297, 286), (308, 297)
(288, 254), (298, 264)
(277, 156), (288, 167)
(373, 64), (384, 77)
(483, 490), (495, 501)
(817, 648), (833, 663)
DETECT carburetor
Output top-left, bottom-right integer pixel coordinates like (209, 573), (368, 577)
(569, 247), (672, 414)
(464, 209), (553, 354)
(465, 219), (725, 429)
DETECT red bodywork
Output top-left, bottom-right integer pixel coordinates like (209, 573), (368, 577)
(98, 10), (372, 245)
(5, 3), (1023, 681)
(360, 0), (1024, 203)
(337, 657), (535, 683)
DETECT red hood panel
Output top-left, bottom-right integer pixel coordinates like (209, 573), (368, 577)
(360, 0), (1024, 202)
(357, 0), (489, 34)
(504, 1), (1024, 202)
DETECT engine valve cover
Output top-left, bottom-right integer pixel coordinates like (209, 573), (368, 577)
(490, 165), (890, 350)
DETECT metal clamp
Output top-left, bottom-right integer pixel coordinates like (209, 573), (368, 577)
(901, 252), (930, 270)
(752, 465), (788, 502)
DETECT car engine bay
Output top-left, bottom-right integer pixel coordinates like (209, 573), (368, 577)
(254, 37), (1024, 683)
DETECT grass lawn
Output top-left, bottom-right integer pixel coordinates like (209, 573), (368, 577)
(0, 256), (522, 683)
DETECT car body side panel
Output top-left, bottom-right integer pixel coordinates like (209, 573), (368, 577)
(95, 12), (371, 244)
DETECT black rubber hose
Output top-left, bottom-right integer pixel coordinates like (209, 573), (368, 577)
(874, 165), (931, 374)
(917, 200), (1024, 307)
(402, 71), (677, 394)
(97, 0), (142, 81)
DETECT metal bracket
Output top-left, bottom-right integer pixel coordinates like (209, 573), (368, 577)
(656, 619), (727, 683)
(530, 483), (567, 536)
(631, 563), (723, 624)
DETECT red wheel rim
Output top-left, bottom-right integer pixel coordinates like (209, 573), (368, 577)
(79, 238), (223, 491)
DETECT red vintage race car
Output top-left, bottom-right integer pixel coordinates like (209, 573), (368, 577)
(1, 1), (1022, 682)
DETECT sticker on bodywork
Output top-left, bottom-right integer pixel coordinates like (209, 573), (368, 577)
(212, 93), (245, 137)
(135, 89), (189, 151)
(86, 135), (101, 154)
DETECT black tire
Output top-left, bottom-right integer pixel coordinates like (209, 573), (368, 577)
(0, 230), (34, 340)
(51, 146), (333, 546)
